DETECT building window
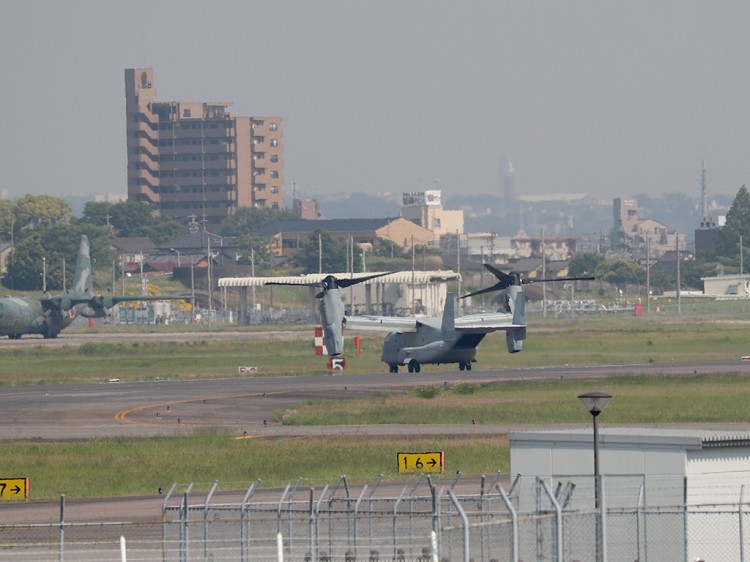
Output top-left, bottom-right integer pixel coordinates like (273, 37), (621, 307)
(270, 154), (278, 163)
(269, 123), (278, 131)
(183, 109), (191, 118)
(270, 171), (279, 178)
(271, 186), (279, 194)
(270, 139), (278, 147)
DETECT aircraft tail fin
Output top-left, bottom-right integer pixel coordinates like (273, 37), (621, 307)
(506, 285), (527, 353)
(71, 235), (93, 294)
(441, 292), (456, 335)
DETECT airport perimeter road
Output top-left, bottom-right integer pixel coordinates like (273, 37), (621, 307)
(1, 360), (750, 440)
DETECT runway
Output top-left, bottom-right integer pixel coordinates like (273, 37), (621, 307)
(1, 359), (750, 441)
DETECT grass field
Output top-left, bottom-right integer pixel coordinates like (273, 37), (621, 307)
(2, 315), (750, 499)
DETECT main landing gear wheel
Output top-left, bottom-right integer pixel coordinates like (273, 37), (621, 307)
(407, 360), (421, 373)
(389, 364), (398, 373)
(458, 361), (472, 371)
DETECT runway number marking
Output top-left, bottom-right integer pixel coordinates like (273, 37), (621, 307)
(0, 478), (29, 499)
(397, 452), (444, 474)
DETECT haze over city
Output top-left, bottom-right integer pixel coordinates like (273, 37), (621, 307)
(2, 0), (749, 203)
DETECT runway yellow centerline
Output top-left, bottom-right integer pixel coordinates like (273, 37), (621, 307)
(114, 391), (286, 428)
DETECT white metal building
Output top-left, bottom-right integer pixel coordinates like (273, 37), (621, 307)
(509, 428), (750, 561)
(219, 270), (461, 324)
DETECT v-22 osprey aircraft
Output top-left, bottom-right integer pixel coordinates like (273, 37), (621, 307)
(0, 235), (181, 339)
(345, 265), (594, 373)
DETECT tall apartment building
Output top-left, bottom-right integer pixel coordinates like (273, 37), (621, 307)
(125, 68), (285, 229)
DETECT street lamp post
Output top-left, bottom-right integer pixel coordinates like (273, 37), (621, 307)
(578, 391), (612, 561)
(170, 248), (181, 267)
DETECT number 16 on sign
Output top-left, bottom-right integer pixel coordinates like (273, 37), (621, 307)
(397, 452), (444, 474)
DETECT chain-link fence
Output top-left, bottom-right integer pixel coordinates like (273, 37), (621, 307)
(2, 474), (750, 561)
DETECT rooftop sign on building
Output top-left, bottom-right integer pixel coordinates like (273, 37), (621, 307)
(402, 190), (441, 207)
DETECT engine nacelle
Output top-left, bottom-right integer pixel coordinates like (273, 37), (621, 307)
(78, 306), (106, 318)
(102, 296), (114, 309)
(506, 327), (526, 353)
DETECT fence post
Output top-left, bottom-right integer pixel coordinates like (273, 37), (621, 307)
(600, 475), (607, 562)
(740, 484), (746, 562)
(277, 532), (285, 562)
(308, 488), (316, 562)
(636, 484), (644, 562)
(539, 479), (563, 562)
(392, 483), (408, 560)
(432, 485), (444, 561)
(241, 479), (260, 562)
(496, 484), (519, 562)
(204, 480), (219, 560)
(683, 476), (689, 562)
(447, 489), (470, 562)
(59, 493), (65, 562)
(351, 484), (368, 560)
(315, 485), (329, 561)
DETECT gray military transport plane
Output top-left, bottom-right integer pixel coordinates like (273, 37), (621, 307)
(0, 235), (180, 339)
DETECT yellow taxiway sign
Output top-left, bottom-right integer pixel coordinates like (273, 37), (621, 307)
(0, 478), (28, 500)
(397, 452), (444, 474)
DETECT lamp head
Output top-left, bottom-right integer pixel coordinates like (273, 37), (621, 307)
(578, 391), (612, 416)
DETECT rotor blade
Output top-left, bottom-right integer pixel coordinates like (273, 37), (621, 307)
(483, 264), (515, 286)
(525, 276), (596, 284)
(459, 284), (506, 299)
(335, 271), (394, 289)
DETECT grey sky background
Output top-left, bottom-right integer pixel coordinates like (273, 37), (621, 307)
(1, 1), (749, 203)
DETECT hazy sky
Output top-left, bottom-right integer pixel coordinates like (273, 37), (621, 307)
(2, 1), (749, 203)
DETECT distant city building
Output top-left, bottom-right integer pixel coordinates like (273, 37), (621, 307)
(255, 218), (433, 258)
(400, 190), (464, 241)
(124, 68), (285, 229)
(293, 199), (323, 220)
(612, 197), (685, 258)
(694, 215), (725, 256)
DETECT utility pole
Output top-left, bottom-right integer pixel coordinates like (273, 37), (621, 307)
(541, 228), (547, 317)
(676, 234), (681, 315)
(646, 237), (651, 315)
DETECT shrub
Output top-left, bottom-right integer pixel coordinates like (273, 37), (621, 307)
(414, 385), (441, 399)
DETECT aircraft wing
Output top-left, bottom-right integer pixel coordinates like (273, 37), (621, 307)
(454, 311), (519, 332)
(41, 294), (185, 312)
(345, 315), (419, 332)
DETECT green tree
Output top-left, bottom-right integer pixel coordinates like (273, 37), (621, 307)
(0, 199), (15, 242)
(295, 230), (348, 273)
(81, 200), (185, 244)
(3, 224), (114, 291)
(568, 252), (605, 278)
(235, 234), (274, 273)
(717, 185), (750, 261)
(595, 258), (644, 286)
(14, 195), (73, 230)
